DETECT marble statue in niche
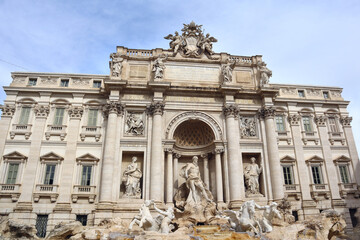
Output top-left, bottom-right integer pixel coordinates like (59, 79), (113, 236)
(125, 113), (144, 136)
(122, 156), (142, 198)
(244, 157), (263, 196)
(240, 117), (257, 137)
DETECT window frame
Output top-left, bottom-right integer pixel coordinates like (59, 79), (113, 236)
(275, 114), (286, 132)
(92, 80), (101, 88)
(19, 106), (32, 125)
(1, 151), (27, 185)
(53, 108), (65, 126)
(60, 79), (69, 87)
(75, 154), (99, 187)
(87, 109), (98, 127)
(28, 78), (37, 86)
(333, 156), (354, 184)
(302, 115), (313, 133)
(298, 90), (305, 98)
(280, 155), (298, 187)
(38, 152), (64, 186)
(306, 156), (327, 185)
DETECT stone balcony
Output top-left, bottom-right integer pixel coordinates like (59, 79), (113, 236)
(0, 184), (21, 202)
(310, 184), (330, 200)
(301, 131), (320, 145)
(45, 125), (67, 141)
(9, 124), (32, 140)
(328, 132), (346, 146)
(33, 184), (59, 202)
(283, 184), (301, 200)
(71, 185), (96, 203)
(338, 183), (359, 198)
(80, 126), (101, 142)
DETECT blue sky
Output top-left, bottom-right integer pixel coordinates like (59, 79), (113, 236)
(0, 0), (359, 149)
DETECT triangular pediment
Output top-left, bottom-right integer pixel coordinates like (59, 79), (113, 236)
(3, 151), (27, 160)
(76, 153), (99, 162)
(333, 155), (351, 163)
(40, 152), (64, 161)
(305, 155), (324, 163)
(280, 155), (296, 162)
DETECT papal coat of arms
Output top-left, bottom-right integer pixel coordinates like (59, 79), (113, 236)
(164, 21), (218, 59)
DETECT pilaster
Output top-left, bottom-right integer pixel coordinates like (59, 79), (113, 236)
(0, 104), (15, 159)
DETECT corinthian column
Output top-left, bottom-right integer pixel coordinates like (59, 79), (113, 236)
(147, 101), (165, 202)
(259, 106), (284, 200)
(214, 148), (224, 203)
(223, 104), (244, 203)
(99, 101), (124, 203)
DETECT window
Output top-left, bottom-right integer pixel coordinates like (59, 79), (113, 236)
(87, 109), (98, 126)
(275, 115), (286, 132)
(298, 90), (305, 97)
(28, 78), (37, 86)
(76, 215), (88, 226)
(60, 79), (69, 87)
(81, 165), (92, 186)
(93, 81), (101, 88)
(6, 163), (19, 184)
(44, 164), (56, 185)
(328, 117), (339, 133)
(323, 91), (329, 99)
(19, 107), (31, 125)
(338, 165), (350, 184)
(35, 215), (48, 238)
(282, 166), (293, 185)
(311, 165), (323, 184)
(53, 108), (65, 126)
(302, 116), (312, 132)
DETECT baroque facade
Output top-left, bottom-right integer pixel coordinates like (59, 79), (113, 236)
(0, 22), (359, 236)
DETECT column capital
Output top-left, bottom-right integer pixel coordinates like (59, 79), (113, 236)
(174, 153), (181, 159)
(314, 115), (327, 127)
(34, 105), (50, 118)
(0, 104), (15, 117)
(288, 114), (300, 126)
(102, 101), (124, 118)
(214, 148), (225, 154)
(68, 106), (84, 119)
(164, 148), (173, 153)
(258, 106), (275, 119)
(340, 116), (352, 127)
(223, 104), (239, 118)
(146, 101), (165, 116)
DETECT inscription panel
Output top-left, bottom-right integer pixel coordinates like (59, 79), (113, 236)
(166, 96), (221, 103)
(129, 65), (148, 79)
(165, 64), (220, 82)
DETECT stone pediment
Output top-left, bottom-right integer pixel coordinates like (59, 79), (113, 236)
(3, 151), (27, 160)
(305, 155), (324, 163)
(333, 155), (351, 163)
(40, 152), (64, 161)
(76, 153), (99, 163)
(280, 155), (296, 163)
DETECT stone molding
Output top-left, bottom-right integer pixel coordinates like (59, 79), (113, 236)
(146, 101), (165, 116)
(214, 148), (224, 154)
(0, 104), (15, 117)
(34, 105), (50, 118)
(102, 101), (125, 118)
(222, 104), (239, 118)
(258, 106), (275, 119)
(314, 115), (327, 127)
(68, 106), (84, 119)
(340, 116), (352, 126)
(288, 114), (300, 126)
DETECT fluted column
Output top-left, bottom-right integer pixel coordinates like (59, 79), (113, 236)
(340, 116), (360, 185)
(99, 101), (124, 203)
(147, 102), (165, 202)
(173, 153), (181, 190)
(215, 149), (224, 203)
(201, 154), (210, 187)
(223, 104), (244, 202)
(259, 106), (284, 200)
(165, 149), (173, 204)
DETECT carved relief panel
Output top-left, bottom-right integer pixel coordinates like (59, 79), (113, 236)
(239, 116), (257, 138)
(124, 111), (145, 136)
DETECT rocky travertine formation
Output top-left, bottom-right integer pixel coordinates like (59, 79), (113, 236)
(0, 216), (39, 240)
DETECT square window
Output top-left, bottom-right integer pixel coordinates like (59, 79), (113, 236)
(298, 90), (305, 97)
(93, 81), (101, 88)
(323, 91), (329, 99)
(28, 78), (37, 86)
(60, 79), (69, 87)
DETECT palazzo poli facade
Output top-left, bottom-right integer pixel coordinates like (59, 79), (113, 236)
(0, 22), (359, 235)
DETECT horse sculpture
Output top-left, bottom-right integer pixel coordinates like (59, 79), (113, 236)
(224, 200), (262, 235)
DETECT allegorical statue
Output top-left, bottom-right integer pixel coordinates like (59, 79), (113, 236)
(258, 61), (272, 86)
(152, 55), (167, 80)
(244, 157), (262, 195)
(180, 156), (212, 204)
(153, 202), (175, 233)
(122, 156), (142, 198)
(110, 53), (123, 78)
(257, 202), (281, 233)
(221, 61), (236, 83)
(125, 113), (144, 135)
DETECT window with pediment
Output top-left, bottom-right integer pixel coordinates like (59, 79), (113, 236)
(38, 152), (63, 186)
(1, 151), (27, 185)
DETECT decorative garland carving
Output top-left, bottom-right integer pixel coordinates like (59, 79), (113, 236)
(222, 104), (239, 118)
(258, 106), (275, 119)
(165, 111), (223, 140)
(146, 101), (165, 116)
(0, 104), (16, 117)
(68, 106), (84, 119)
(34, 105), (50, 117)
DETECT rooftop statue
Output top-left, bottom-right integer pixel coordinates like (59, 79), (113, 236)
(164, 21), (218, 59)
